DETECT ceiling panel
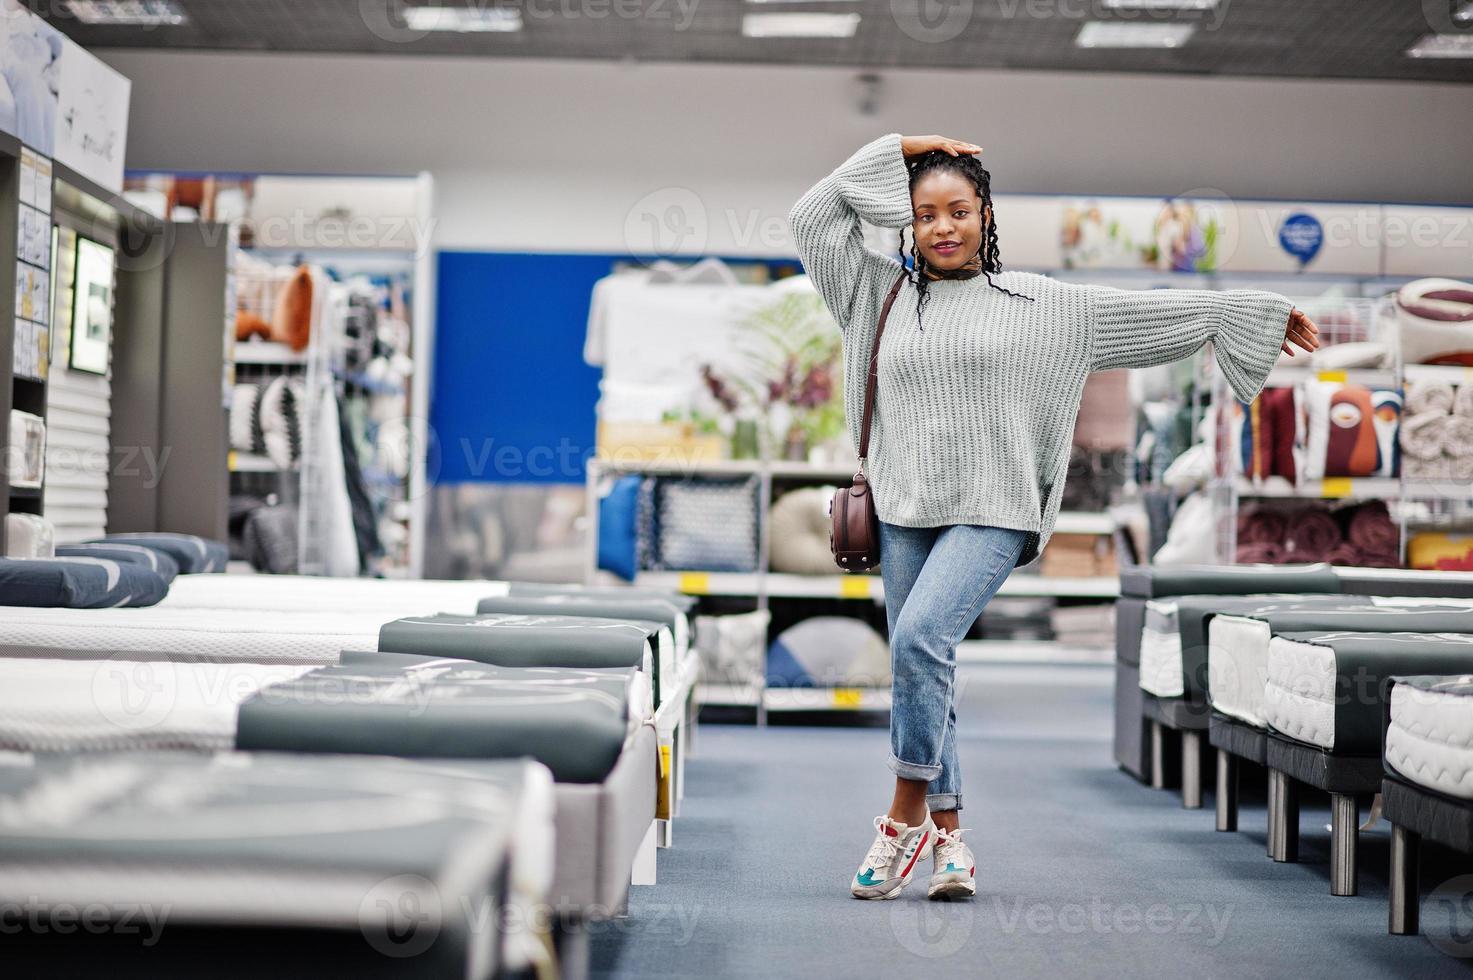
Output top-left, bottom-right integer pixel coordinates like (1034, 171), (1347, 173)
(31, 0), (1473, 83)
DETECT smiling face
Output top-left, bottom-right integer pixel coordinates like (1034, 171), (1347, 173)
(911, 170), (989, 272)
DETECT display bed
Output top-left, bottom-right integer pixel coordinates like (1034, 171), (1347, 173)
(1259, 632), (1473, 896)
(1382, 676), (1473, 936)
(158, 573), (509, 614)
(0, 752), (549, 979)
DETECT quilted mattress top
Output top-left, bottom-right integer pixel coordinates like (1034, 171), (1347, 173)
(1385, 675), (1473, 801)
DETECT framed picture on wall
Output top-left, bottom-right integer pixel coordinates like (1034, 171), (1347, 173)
(69, 236), (114, 376)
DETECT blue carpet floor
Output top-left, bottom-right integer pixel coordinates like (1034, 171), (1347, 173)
(591, 664), (1473, 978)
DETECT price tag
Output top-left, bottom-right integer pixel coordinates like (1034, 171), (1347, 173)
(677, 572), (710, 595)
(1320, 478), (1353, 498)
(839, 576), (872, 599)
(832, 688), (863, 709)
(227, 450), (238, 472)
(1316, 370), (1347, 383)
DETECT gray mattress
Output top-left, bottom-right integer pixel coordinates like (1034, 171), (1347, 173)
(0, 751), (534, 979)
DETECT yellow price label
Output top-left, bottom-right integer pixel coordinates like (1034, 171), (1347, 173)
(227, 450), (238, 472)
(1320, 478), (1353, 498)
(1315, 370), (1347, 383)
(832, 688), (863, 709)
(839, 576), (872, 599)
(659, 743), (671, 779)
(677, 572), (710, 595)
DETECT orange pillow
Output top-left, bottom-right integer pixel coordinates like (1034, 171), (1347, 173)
(235, 310), (271, 342)
(272, 266), (313, 352)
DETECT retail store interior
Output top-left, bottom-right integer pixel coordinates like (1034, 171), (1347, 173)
(1, 1), (1473, 977)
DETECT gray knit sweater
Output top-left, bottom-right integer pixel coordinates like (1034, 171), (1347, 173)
(789, 132), (1294, 567)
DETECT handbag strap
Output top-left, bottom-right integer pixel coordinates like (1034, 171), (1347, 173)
(857, 272), (909, 466)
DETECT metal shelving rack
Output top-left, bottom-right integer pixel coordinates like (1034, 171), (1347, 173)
(584, 456), (1120, 720)
(1208, 296), (1473, 566)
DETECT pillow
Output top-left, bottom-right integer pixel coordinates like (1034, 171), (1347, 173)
(1396, 277), (1473, 366)
(766, 616), (890, 689)
(597, 475), (642, 581)
(0, 557), (169, 607)
(651, 476), (760, 573)
(258, 376), (305, 470)
(4, 514), (53, 559)
(229, 383), (264, 454)
(1300, 380), (1398, 479)
(694, 609), (770, 687)
(55, 543), (180, 583)
(768, 486), (841, 575)
(87, 533), (229, 574)
(272, 265), (314, 352)
(1307, 340), (1391, 370)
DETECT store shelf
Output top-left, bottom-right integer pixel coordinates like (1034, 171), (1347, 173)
(234, 342), (307, 366)
(1265, 365), (1398, 388)
(1053, 511), (1117, 535)
(634, 570), (1118, 599)
(229, 452), (293, 473)
(696, 682), (762, 707)
(1232, 476), (1401, 499)
(763, 687), (892, 712)
(335, 369), (404, 396)
(1404, 364), (1473, 385)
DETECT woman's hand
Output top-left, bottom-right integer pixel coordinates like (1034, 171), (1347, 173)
(901, 135), (982, 160)
(1281, 307), (1321, 357)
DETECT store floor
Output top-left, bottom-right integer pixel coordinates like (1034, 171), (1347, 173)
(592, 662), (1473, 978)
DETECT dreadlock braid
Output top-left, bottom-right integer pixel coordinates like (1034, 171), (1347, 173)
(900, 150), (1034, 329)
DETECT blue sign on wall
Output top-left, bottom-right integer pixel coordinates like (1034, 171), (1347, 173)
(1278, 212), (1324, 268)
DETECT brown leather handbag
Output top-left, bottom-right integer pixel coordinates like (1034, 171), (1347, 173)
(831, 272), (908, 572)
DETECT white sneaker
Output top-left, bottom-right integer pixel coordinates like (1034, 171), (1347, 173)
(851, 814), (936, 900)
(927, 827), (976, 900)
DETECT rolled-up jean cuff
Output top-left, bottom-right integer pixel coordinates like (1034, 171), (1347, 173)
(927, 793), (962, 812)
(888, 753), (942, 782)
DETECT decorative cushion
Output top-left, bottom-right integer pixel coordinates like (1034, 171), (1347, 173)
(597, 474), (642, 581)
(272, 264), (314, 352)
(1396, 277), (1473, 366)
(766, 616), (890, 688)
(55, 543), (180, 584)
(649, 475), (759, 572)
(87, 533), (229, 574)
(694, 609), (770, 687)
(0, 556), (169, 607)
(768, 486), (841, 575)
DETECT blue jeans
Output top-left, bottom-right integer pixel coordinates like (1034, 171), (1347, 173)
(880, 521), (1029, 813)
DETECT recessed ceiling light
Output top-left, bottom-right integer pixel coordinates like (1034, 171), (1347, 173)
(64, 1), (187, 26)
(742, 12), (860, 37)
(1076, 22), (1195, 48)
(1100, 0), (1218, 8)
(403, 5), (523, 32)
(1407, 33), (1473, 58)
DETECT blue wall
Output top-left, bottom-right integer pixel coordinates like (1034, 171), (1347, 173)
(432, 250), (611, 484)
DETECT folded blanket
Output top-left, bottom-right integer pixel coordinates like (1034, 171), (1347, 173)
(1236, 542), (1284, 564)
(1326, 542), (1362, 566)
(1401, 411), (1450, 460)
(1360, 548), (1403, 569)
(1446, 415), (1473, 459)
(1345, 499), (1399, 553)
(1405, 455), (1453, 480)
(1237, 508), (1287, 546)
(1285, 507), (1341, 561)
(1407, 379), (1456, 415)
(1456, 383), (1473, 418)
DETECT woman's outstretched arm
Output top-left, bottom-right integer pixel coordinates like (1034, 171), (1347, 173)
(788, 134), (928, 330)
(1086, 284), (1319, 404)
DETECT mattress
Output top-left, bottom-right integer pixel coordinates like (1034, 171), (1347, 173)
(159, 574), (509, 614)
(379, 613), (674, 709)
(474, 593), (690, 659)
(1209, 600), (1473, 727)
(0, 606), (382, 665)
(0, 659), (315, 751)
(1264, 630), (1473, 753)
(0, 751), (535, 979)
(1386, 675), (1473, 801)
(1120, 562), (1338, 599)
(507, 580), (698, 614)
(236, 652), (652, 783)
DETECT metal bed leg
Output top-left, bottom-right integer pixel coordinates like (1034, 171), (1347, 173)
(1331, 793), (1359, 896)
(1181, 730), (1202, 809)
(1215, 749), (1238, 832)
(1269, 769), (1299, 863)
(1150, 720), (1166, 790)
(1389, 824), (1420, 935)
(1266, 769), (1278, 856)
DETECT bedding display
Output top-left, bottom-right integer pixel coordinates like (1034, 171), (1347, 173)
(1395, 277), (1473, 366)
(1400, 377), (1473, 483)
(766, 616), (891, 689)
(55, 542), (180, 582)
(159, 572), (508, 613)
(1384, 674), (1473, 800)
(1235, 500), (1400, 566)
(475, 593), (691, 656)
(0, 751), (541, 979)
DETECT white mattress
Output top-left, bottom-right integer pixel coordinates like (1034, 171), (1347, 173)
(1138, 599), (1182, 697)
(0, 658), (314, 751)
(1263, 634), (1340, 748)
(0, 607), (383, 665)
(160, 574), (509, 615)
(1385, 678), (1473, 800)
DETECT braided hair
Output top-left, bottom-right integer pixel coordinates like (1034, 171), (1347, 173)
(897, 150), (1034, 328)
